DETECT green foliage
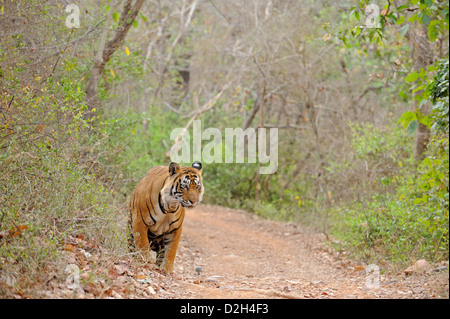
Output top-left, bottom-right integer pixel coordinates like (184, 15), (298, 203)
(330, 112), (448, 268)
(1, 0), (447, 295)
(330, 192), (448, 266)
(429, 58), (449, 133)
(398, 58), (449, 135)
(328, 0), (449, 268)
(329, 75), (449, 266)
(345, 0), (449, 134)
(101, 42), (144, 93)
(0, 35), (126, 295)
(399, 57), (449, 210)
(349, 122), (412, 164)
(332, 79), (448, 264)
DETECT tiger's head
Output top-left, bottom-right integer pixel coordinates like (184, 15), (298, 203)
(163, 161), (204, 208)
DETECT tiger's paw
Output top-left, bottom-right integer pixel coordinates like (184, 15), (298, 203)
(160, 262), (174, 275)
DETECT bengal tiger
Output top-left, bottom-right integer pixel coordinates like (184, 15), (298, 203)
(128, 161), (204, 274)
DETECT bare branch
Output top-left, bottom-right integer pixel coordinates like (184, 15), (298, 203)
(165, 82), (232, 158)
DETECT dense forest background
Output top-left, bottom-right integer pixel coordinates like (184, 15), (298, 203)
(0, 0), (448, 296)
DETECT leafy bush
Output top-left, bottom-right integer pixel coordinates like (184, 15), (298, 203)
(330, 192), (448, 267)
(329, 58), (449, 267)
(0, 62), (126, 297)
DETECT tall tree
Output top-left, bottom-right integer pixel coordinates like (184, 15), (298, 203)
(85, 0), (144, 115)
(344, 0), (448, 161)
(410, 23), (434, 161)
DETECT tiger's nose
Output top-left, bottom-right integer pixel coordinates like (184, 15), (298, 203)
(189, 200), (197, 205)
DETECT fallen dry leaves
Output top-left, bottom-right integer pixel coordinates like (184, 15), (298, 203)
(3, 205), (448, 299)
(48, 234), (180, 299)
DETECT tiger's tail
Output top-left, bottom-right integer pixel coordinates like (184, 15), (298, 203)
(128, 204), (135, 252)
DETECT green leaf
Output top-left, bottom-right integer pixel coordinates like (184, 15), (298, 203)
(422, 157), (432, 167)
(427, 65), (437, 72)
(405, 71), (419, 83)
(341, 35), (348, 47)
(407, 120), (418, 134)
(396, 16), (405, 25)
(428, 20), (439, 42)
(398, 111), (418, 129)
(381, 176), (391, 185)
(397, 5), (410, 11)
(399, 23), (410, 37)
(418, 114), (433, 128)
(112, 12), (120, 22)
(418, 99), (429, 109)
(132, 20), (139, 28)
(412, 84), (427, 93)
(421, 14), (431, 26)
(408, 13), (418, 23)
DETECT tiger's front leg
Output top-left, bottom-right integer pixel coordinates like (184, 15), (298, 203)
(151, 239), (165, 267)
(160, 226), (183, 275)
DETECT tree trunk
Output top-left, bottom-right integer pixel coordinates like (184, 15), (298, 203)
(411, 23), (434, 161)
(85, 0), (145, 116)
(85, 62), (105, 110)
(255, 91), (264, 202)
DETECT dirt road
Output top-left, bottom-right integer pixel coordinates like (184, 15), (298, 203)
(52, 204), (447, 299)
(169, 205), (448, 299)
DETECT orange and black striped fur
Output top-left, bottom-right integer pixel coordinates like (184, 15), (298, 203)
(128, 161), (204, 274)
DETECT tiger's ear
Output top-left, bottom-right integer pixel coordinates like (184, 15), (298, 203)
(192, 161), (202, 173)
(169, 162), (181, 176)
